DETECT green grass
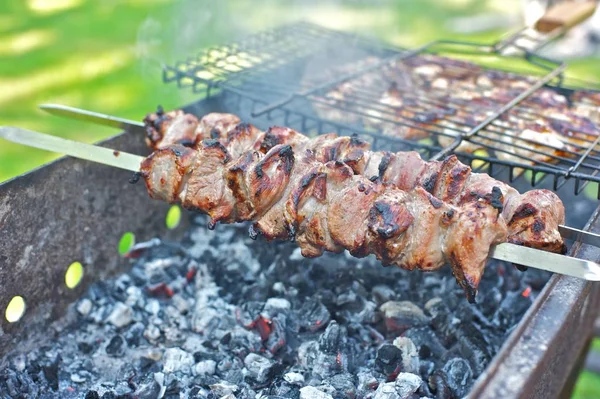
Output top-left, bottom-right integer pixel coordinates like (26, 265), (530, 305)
(1, 1), (600, 396)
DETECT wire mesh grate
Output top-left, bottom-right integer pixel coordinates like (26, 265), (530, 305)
(163, 22), (600, 197)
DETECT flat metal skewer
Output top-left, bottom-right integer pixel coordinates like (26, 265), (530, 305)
(2, 126), (600, 281)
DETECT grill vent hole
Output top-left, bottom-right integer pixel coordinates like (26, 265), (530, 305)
(166, 205), (181, 230)
(5, 296), (26, 323)
(118, 232), (136, 256)
(65, 261), (84, 289)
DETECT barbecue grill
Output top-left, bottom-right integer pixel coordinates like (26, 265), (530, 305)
(2, 19), (600, 399)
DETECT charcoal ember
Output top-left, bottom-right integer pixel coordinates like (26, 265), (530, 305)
(225, 327), (263, 356)
(428, 370), (453, 399)
(262, 297), (291, 319)
(244, 353), (277, 383)
(492, 290), (533, 330)
(318, 321), (346, 354)
(106, 335), (126, 357)
(403, 327), (447, 362)
(442, 358), (473, 398)
(299, 386), (334, 399)
(329, 373), (357, 398)
(162, 348), (194, 374)
(265, 314), (289, 354)
(356, 370), (379, 395)
(298, 298), (331, 332)
(375, 344), (403, 377)
(379, 301), (429, 333)
(237, 301), (265, 327)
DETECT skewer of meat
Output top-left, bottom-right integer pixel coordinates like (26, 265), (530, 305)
(10, 110), (600, 302)
(143, 109), (566, 259)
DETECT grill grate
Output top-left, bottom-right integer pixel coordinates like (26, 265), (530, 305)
(163, 22), (600, 197)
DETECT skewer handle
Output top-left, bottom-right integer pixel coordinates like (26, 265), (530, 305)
(534, 1), (597, 33)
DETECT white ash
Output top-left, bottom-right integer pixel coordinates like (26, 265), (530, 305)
(300, 385), (334, 399)
(0, 215), (550, 398)
(106, 302), (133, 328)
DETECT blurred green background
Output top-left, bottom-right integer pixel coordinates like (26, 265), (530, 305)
(0, 0), (599, 397)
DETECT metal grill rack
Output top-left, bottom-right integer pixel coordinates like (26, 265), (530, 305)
(163, 22), (600, 197)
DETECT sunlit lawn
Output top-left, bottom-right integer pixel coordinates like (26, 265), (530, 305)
(1, 0), (600, 397)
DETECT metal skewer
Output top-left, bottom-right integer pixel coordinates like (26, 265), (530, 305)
(2, 125), (600, 281)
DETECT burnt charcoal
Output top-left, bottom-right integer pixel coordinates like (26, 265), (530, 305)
(2, 216), (549, 397)
(476, 286), (503, 317)
(329, 373), (357, 397)
(299, 386), (334, 399)
(428, 370), (454, 399)
(298, 298), (331, 332)
(244, 353), (277, 383)
(319, 321), (346, 354)
(102, 392), (117, 399)
(375, 344), (403, 376)
(86, 391), (101, 399)
(237, 301), (265, 327)
(457, 332), (492, 375)
(78, 341), (96, 354)
(442, 358), (473, 398)
(134, 380), (161, 399)
(266, 314), (289, 355)
(403, 327), (447, 363)
(126, 322), (147, 346)
(274, 385), (302, 399)
(42, 355), (60, 391)
(394, 372), (422, 398)
(492, 291), (533, 330)
(522, 269), (552, 290)
(106, 335), (126, 357)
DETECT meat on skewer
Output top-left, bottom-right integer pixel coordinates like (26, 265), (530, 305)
(144, 109), (566, 251)
(141, 110), (566, 301)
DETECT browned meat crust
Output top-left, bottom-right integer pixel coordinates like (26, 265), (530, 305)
(140, 112), (567, 301)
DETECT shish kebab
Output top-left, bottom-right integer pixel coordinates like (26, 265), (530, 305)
(0, 107), (595, 302)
